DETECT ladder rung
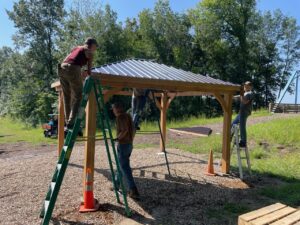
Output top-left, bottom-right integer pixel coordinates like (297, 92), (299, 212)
(57, 164), (62, 170)
(44, 200), (49, 212)
(63, 146), (68, 152)
(51, 182), (56, 192)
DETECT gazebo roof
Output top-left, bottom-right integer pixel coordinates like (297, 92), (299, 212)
(94, 59), (232, 85)
(90, 59), (240, 93)
(52, 59), (240, 94)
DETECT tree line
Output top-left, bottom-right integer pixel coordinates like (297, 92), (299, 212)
(0, 0), (299, 125)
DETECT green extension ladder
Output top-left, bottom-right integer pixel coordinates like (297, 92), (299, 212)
(39, 77), (131, 225)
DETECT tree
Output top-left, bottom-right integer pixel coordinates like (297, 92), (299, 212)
(190, 0), (300, 107)
(251, 10), (300, 106)
(189, 0), (256, 82)
(6, 0), (64, 124)
(7, 0), (64, 88)
(137, 0), (193, 68)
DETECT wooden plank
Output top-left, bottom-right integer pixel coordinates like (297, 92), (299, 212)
(57, 91), (65, 156)
(52, 73), (241, 93)
(169, 127), (212, 137)
(52, 81), (216, 97)
(160, 93), (168, 152)
(250, 207), (296, 225)
(239, 203), (287, 225)
(221, 94), (233, 173)
(105, 90), (212, 97)
(82, 91), (97, 196)
(270, 210), (300, 225)
(52, 79), (238, 98)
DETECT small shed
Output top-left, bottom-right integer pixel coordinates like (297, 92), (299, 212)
(51, 59), (240, 190)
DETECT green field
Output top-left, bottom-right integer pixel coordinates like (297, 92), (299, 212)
(168, 115), (300, 181)
(0, 117), (57, 144)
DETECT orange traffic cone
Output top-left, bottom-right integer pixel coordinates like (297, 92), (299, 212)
(79, 168), (100, 212)
(205, 149), (216, 176)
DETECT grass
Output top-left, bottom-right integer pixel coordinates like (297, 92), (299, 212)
(207, 202), (250, 220)
(0, 117), (56, 144)
(260, 182), (300, 206)
(140, 109), (269, 131)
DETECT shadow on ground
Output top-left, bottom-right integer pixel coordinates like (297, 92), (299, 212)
(64, 158), (299, 225)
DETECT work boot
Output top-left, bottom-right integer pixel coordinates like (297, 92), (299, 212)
(128, 187), (140, 200)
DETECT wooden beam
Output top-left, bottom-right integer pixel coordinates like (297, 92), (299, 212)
(221, 93), (233, 173)
(103, 88), (122, 102)
(58, 91), (65, 156)
(160, 93), (168, 152)
(51, 75), (240, 94)
(83, 91), (97, 197)
(52, 80), (237, 97)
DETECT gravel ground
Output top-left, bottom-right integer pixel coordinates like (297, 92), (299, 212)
(1, 114), (295, 225)
(0, 142), (274, 225)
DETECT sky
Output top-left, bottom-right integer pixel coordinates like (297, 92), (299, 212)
(1, 0), (300, 102)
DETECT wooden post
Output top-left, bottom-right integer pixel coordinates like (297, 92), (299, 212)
(221, 94), (233, 173)
(160, 93), (168, 152)
(83, 91), (97, 196)
(58, 91), (65, 156)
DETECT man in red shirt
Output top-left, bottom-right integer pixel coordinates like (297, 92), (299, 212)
(58, 37), (98, 129)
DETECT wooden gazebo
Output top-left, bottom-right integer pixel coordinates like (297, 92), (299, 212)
(51, 59), (240, 195)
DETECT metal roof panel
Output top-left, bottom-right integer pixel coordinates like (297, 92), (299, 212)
(92, 59), (238, 87)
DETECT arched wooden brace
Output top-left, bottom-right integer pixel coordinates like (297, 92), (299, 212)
(153, 92), (176, 152)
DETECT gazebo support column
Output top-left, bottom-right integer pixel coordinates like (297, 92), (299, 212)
(58, 91), (65, 156)
(160, 93), (168, 152)
(81, 87), (121, 205)
(158, 92), (176, 152)
(82, 91), (97, 199)
(215, 93), (233, 174)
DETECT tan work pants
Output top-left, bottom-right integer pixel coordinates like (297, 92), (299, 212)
(58, 63), (83, 126)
